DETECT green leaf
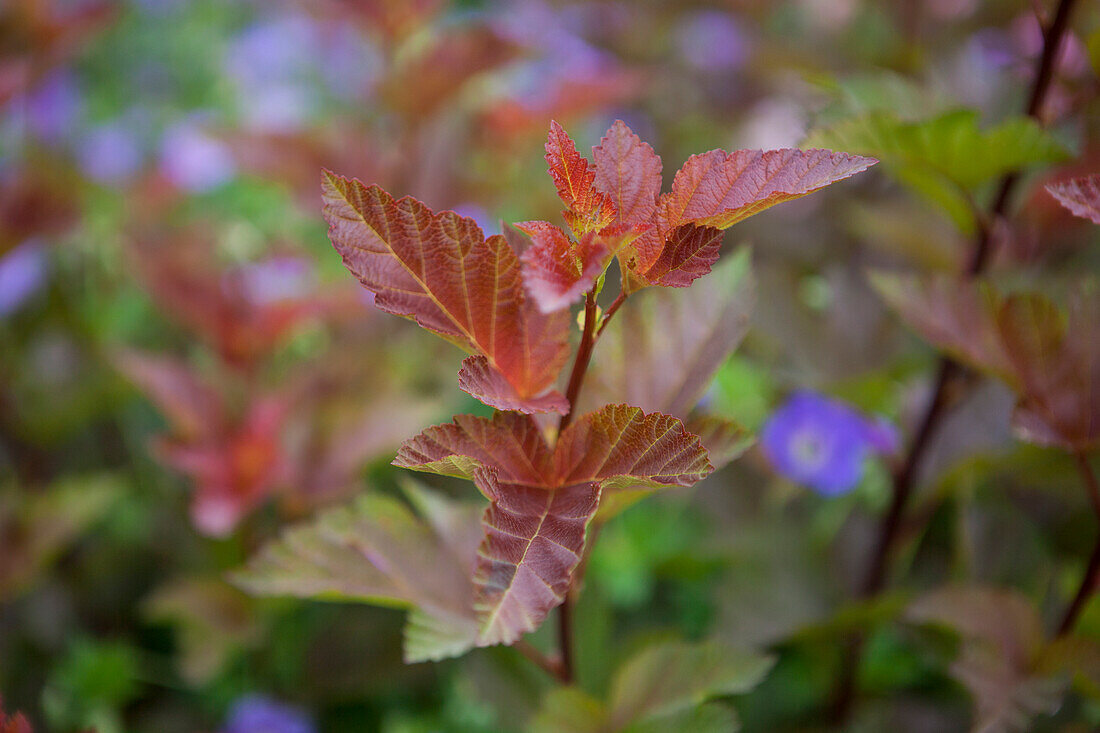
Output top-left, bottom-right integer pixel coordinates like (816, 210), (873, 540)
(607, 640), (774, 729)
(804, 110), (1070, 230)
(529, 689), (607, 733)
(233, 490), (483, 663)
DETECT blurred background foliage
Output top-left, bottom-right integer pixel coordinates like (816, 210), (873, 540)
(1, 0), (1099, 730)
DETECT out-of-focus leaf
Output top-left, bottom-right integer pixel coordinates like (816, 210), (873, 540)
(587, 248), (755, 420)
(234, 490), (483, 663)
(514, 221), (609, 314)
(530, 640), (770, 733)
(0, 474), (121, 598)
(379, 25), (519, 118)
(545, 120), (617, 237)
(529, 689), (606, 733)
(804, 110), (1068, 191)
(142, 577), (260, 684)
(0, 696), (33, 733)
(805, 110), (1069, 230)
(869, 272), (1014, 381)
(607, 640), (773, 728)
(907, 587), (1064, 733)
(1037, 636), (1100, 700)
(322, 172), (571, 414)
(684, 416), (753, 472)
(1045, 175), (1100, 224)
(112, 350), (223, 441)
(394, 407), (711, 645)
(997, 291), (1100, 452)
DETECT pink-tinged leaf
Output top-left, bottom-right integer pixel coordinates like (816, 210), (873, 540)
(554, 404), (713, 490)
(1046, 174), (1100, 225)
(458, 356), (569, 415)
(545, 120), (616, 235)
(686, 415), (753, 472)
(639, 224), (724, 288)
(515, 220), (609, 313)
(475, 480), (599, 644)
(592, 120), (662, 232)
(113, 350), (224, 441)
(234, 490), (483, 662)
(997, 292), (1100, 451)
(394, 407), (711, 645)
(660, 148), (877, 232)
(0, 698), (32, 733)
(322, 172), (570, 408)
(869, 272), (1016, 383)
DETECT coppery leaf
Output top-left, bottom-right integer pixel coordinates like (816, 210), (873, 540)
(659, 148), (876, 232)
(640, 224), (724, 288)
(394, 407), (711, 644)
(545, 120), (617, 236)
(457, 356), (569, 415)
(323, 172), (571, 412)
(515, 220), (609, 313)
(593, 119), (664, 272)
(113, 350), (224, 441)
(1046, 175), (1100, 225)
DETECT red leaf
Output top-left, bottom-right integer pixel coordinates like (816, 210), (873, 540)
(458, 356), (569, 415)
(592, 120), (663, 271)
(515, 220), (609, 313)
(113, 350), (224, 441)
(659, 148), (877, 232)
(0, 697), (32, 733)
(998, 292), (1100, 451)
(639, 224), (724, 288)
(545, 120), (616, 236)
(323, 172), (571, 412)
(394, 406), (711, 644)
(1046, 174), (1100, 225)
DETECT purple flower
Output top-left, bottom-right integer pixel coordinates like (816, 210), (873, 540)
(78, 121), (144, 185)
(222, 695), (315, 733)
(0, 241), (48, 316)
(761, 391), (898, 496)
(21, 71), (82, 144)
(224, 15), (319, 132)
(674, 11), (750, 72)
(160, 118), (236, 192)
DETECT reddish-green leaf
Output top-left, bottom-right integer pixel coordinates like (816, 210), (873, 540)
(394, 406), (711, 644)
(323, 172), (571, 413)
(997, 292), (1100, 451)
(870, 272), (1015, 382)
(545, 120), (616, 236)
(1046, 175), (1100, 225)
(658, 147), (876, 232)
(234, 490), (483, 663)
(515, 220), (609, 313)
(457, 355), (569, 414)
(113, 350), (224, 441)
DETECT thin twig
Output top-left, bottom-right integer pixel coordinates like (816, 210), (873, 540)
(1056, 452), (1100, 637)
(597, 291), (627, 336)
(557, 291), (599, 435)
(514, 638), (566, 682)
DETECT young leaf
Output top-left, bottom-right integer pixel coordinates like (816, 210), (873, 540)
(545, 120), (616, 236)
(1046, 174), (1100, 225)
(233, 491), (483, 663)
(659, 147), (876, 233)
(592, 119), (664, 272)
(515, 220), (610, 313)
(322, 172), (571, 413)
(639, 223), (724, 288)
(394, 407), (711, 645)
